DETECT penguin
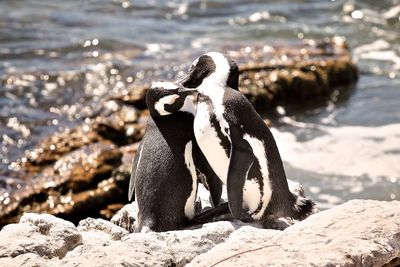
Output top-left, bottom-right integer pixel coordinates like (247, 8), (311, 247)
(151, 52), (315, 226)
(128, 81), (225, 232)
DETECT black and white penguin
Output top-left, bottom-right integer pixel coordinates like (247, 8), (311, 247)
(128, 81), (224, 232)
(153, 52), (315, 225)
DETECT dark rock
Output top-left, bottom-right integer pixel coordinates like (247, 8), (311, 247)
(0, 143), (124, 226)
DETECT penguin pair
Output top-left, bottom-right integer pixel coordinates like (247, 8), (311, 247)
(147, 52), (315, 227)
(129, 80), (227, 232)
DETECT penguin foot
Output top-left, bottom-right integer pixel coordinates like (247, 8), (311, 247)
(190, 202), (231, 225)
(260, 215), (294, 230)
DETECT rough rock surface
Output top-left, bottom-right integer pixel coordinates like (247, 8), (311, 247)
(0, 213), (82, 260)
(0, 200), (399, 267)
(190, 200), (400, 267)
(110, 201), (137, 233)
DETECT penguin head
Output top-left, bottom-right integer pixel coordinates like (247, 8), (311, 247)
(146, 82), (197, 116)
(179, 52), (239, 91)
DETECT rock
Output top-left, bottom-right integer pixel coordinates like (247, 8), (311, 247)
(108, 84), (149, 110)
(78, 217), (129, 240)
(112, 38), (358, 113)
(189, 200), (400, 267)
(61, 220), (238, 267)
(1, 201), (399, 266)
(91, 105), (145, 146)
(234, 38), (359, 112)
(23, 124), (103, 169)
(0, 143), (125, 226)
(0, 213), (81, 259)
(110, 202), (137, 233)
(21, 104), (143, 170)
(154, 221), (239, 266)
(62, 229), (174, 267)
(0, 253), (54, 267)
(53, 142), (122, 191)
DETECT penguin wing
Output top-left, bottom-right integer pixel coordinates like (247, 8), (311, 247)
(227, 125), (254, 219)
(128, 141), (143, 201)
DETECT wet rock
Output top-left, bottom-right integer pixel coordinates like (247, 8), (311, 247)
(190, 200), (400, 267)
(22, 103), (143, 172)
(99, 203), (125, 219)
(233, 38), (359, 111)
(0, 143), (124, 226)
(23, 124), (103, 170)
(53, 142), (122, 191)
(91, 104), (145, 146)
(108, 84), (149, 110)
(110, 143), (139, 183)
(112, 38), (358, 113)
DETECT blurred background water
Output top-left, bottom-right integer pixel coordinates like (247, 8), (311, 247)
(0, 0), (399, 209)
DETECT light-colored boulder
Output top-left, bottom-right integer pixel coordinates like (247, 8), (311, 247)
(151, 221), (240, 266)
(62, 220), (238, 267)
(78, 217), (129, 240)
(189, 200), (400, 267)
(0, 213), (82, 259)
(110, 202), (137, 232)
(1, 200), (400, 267)
(0, 253), (54, 267)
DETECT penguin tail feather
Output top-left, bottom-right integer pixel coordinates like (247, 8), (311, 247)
(289, 194), (316, 221)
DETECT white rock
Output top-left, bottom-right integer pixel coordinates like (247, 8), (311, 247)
(0, 253), (54, 267)
(61, 220), (237, 267)
(189, 200), (400, 267)
(2, 200), (400, 267)
(0, 213), (82, 260)
(110, 202), (137, 232)
(78, 217), (129, 240)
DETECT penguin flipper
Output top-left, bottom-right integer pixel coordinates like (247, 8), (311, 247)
(193, 141), (223, 207)
(128, 141), (143, 201)
(227, 125), (254, 219)
(208, 171), (223, 207)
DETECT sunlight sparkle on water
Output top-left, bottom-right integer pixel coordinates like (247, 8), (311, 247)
(351, 10), (364, 20)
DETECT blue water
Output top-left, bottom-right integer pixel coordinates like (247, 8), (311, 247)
(0, 0), (399, 207)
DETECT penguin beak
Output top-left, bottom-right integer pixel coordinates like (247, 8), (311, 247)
(177, 67), (203, 88)
(177, 72), (193, 87)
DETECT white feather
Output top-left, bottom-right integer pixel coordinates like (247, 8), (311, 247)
(154, 94), (179, 115)
(243, 134), (272, 219)
(180, 95), (197, 115)
(194, 102), (230, 184)
(242, 178), (262, 215)
(183, 141), (198, 219)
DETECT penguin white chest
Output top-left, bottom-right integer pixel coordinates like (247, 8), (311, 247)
(194, 102), (230, 184)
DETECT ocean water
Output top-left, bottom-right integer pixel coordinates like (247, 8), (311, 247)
(0, 0), (399, 209)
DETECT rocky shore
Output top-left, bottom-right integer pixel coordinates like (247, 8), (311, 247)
(0, 200), (399, 267)
(0, 38), (358, 226)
